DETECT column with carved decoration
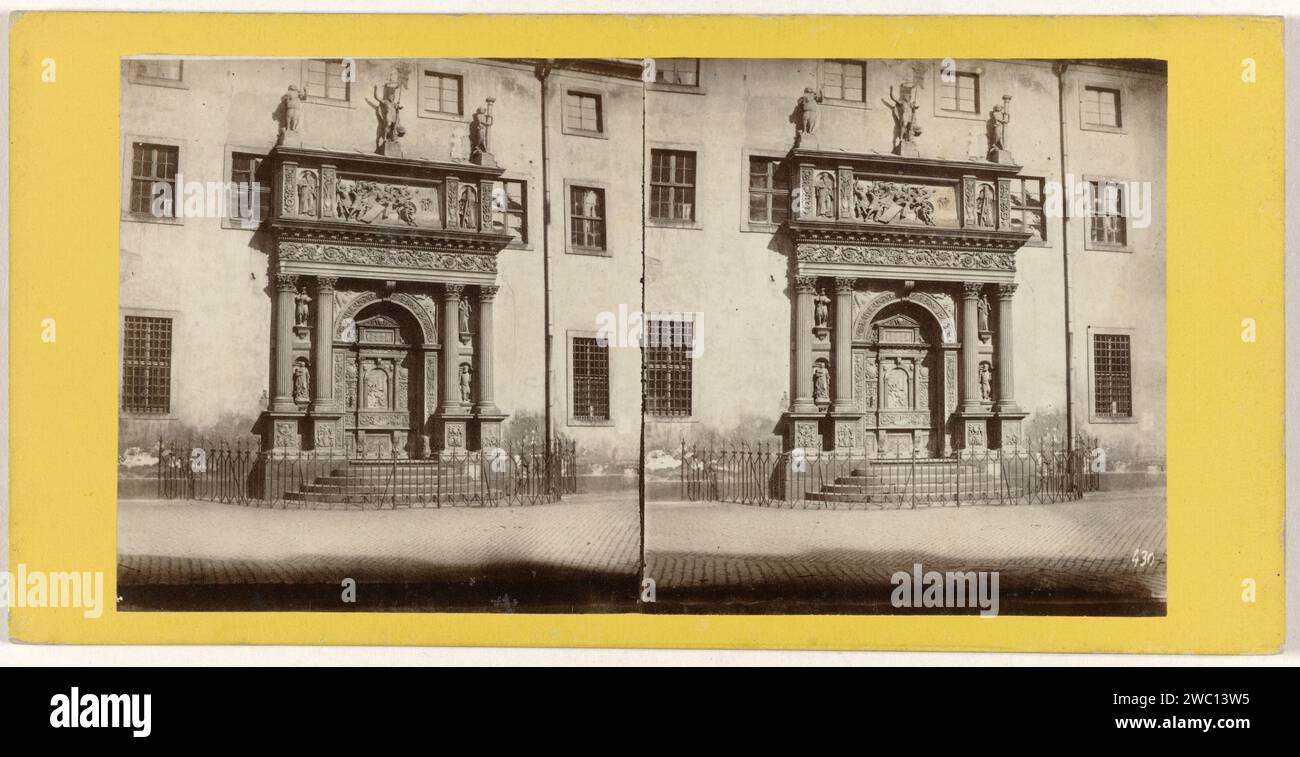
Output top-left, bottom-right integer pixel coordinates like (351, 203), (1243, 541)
(829, 277), (861, 451)
(436, 283), (468, 454)
(994, 282), (1027, 449)
(270, 273), (299, 414)
(474, 285), (506, 449)
(958, 281), (990, 453)
(309, 275), (342, 454)
(792, 276), (818, 414)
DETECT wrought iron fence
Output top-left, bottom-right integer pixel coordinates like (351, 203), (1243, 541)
(680, 440), (1097, 508)
(155, 437), (578, 509)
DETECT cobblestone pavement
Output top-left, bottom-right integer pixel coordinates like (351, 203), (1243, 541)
(644, 489), (1166, 615)
(117, 491), (639, 612)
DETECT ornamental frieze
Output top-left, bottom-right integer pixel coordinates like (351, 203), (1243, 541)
(279, 242), (497, 275)
(798, 244), (1016, 272)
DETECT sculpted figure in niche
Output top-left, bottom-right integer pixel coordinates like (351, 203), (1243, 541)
(292, 363), (310, 402)
(796, 87), (823, 142)
(458, 298), (471, 335)
(812, 361), (830, 403)
(365, 368), (388, 409)
(977, 184), (995, 227)
(459, 363), (473, 403)
(813, 288), (831, 328)
(459, 185), (479, 229)
(294, 288), (311, 327)
(815, 173), (836, 218)
(979, 362), (993, 401)
(885, 367), (909, 409)
(977, 293), (991, 333)
(297, 172), (318, 216)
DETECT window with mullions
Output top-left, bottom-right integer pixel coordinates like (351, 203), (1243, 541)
(645, 319), (694, 418)
(569, 186), (606, 251)
(229, 152), (272, 223)
(1088, 180), (1128, 249)
(420, 71), (462, 116)
(305, 59), (350, 103)
(122, 316), (173, 414)
(939, 71), (980, 113)
(1082, 86), (1121, 128)
(1093, 333), (1132, 419)
(821, 60), (865, 103)
(571, 337), (610, 422)
(129, 142), (178, 218)
(492, 179), (528, 245)
(748, 156), (790, 226)
(1007, 177), (1045, 243)
(564, 91), (603, 134)
(654, 59), (700, 87)
(650, 149), (696, 223)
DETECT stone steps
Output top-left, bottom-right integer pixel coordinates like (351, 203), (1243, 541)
(297, 481), (491, 495)
(280, 490), (502, 506)
(803, 488), (1025, 505)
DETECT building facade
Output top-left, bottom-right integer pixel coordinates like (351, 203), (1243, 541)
(643, 58), (1166, 466)
(119, 58), (644, 465)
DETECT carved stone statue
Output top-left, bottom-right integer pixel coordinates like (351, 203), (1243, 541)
(987, 95), (1014, 164)
(813, 288), (831, 328)
(977, 184), (995, 228)
(294, 288), (311, 327)
(374, 65), (410, 156)
(883, 83), (922, 157)
(459, 185), (479, 229)
(292, 363), (310, 402)
(365, 368), (388, 409)
(812, 361), (830, 403)
(979, 362), (993, 401)
(469, 98), (496, 166)
(458, 363), (473, 403)
(279, 85), (307, 146)
(296, 172), (318, 217)
(795, 87), (823, 146)
(977, 293), (991, 333)
(458, 298), (471, 335)
(815, 173), (836, 218)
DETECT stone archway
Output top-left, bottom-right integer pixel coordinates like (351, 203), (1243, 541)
(856, 299), (953, 458)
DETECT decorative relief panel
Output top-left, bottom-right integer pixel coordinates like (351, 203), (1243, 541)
(798, 244), (1015, 272)
(424, 353), (439, 411)
(282, 242), (497, 276)
(280, 163), (298, 216)
(798, 166), (815, 218)
(334, 178), (442, 228)
(850, 180), (956, 228)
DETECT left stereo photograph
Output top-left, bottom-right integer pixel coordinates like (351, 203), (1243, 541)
(116, 57), (644, 612)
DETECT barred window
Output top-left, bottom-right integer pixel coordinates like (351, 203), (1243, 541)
(1093, 334), (1132, 419)
(939, 71), (980, 113)
(654, 59), (700, 87)
(1008, 177), (1045, 242)
(229, 152), (271, 223)
(1088, 180), (1128, 248)
(821, 60), (865, 102)
(564, 91), (603, 134)
(572, 337), (610, 422)
(492, 179), (527, 245)
(645, 318), (694, 418)
(569, 186), (606, 251)
(123, 316), (173, 414)
(420, 71), (462, 116)
(650, 149), (696, 222)
(129, 142), (178, 217)
(1082, 86), (1121, 128)
(305, 59), (350, 102)
(748, 156), (790, 226)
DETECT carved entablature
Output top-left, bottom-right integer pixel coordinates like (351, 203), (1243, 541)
(787, 148), (1031, 283)
(270, 146), (510, 285)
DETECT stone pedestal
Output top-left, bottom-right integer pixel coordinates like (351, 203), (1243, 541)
(471, 150), (498, 168)
(267, 414), (305, 453)
(310, 415), (345, 455)
(830, 413), (864, 452)
(379, 139), (403, 158)
(785, 413), (824, 453)
(987, 148), (1015, 165)
(895, 141), (919, 158)
(958, 412), (992, 456)
(473, 414), (507, 451)
(994, 413), (1028, 451)
(435, 416), (469, 456)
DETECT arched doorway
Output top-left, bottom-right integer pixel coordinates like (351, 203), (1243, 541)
(338, 301), (431, 458)
(857, 301), (950, 458)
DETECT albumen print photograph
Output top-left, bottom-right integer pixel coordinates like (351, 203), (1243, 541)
(114, 54), (1165, 617)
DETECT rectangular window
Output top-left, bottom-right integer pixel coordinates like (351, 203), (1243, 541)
(122, 316), (173, 414)
(564, 91), (603, 134)
(420, 71), (462, 116)
(1093, 334), (1132, 419)
(645, 318), (694, 418)
(1082, 85), (1121, 128)
(492, 179), (528, 245)
(649, 149), (697, 222)
(129, 142), (179, 217)
(747, 156), (790, 226)
(569, 186), (606, 251)
(571, 337), (611, 422)
(229, 152), (271, 223)
(1008, 176), (1046, 243)
(821, 60), (865, 103)
(654, 59), (700, 87)
(939, 71), (980, 113)
(131, 60), (183, 83)
(1088, 180), (1128, 248)
(305, 59), (350, 102)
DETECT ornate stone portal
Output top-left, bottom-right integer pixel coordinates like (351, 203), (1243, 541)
(782, 148), (1031, 456)
(263, 145), (512, 457)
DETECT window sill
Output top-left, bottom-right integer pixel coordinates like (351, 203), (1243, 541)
(1084, 241), (1133, 254)
(567, 246), (611, 258)
(305, 96), (354, 109)
(741, 221), (784, 234)
(120, 411), (178, 422)
(568, 418), (615, 428)
(122, 213), (184, 226)
(1087, 415), (1138, 425)
(647, 217), (702, 231)
(129, 77), (188, 90)
(561, 127), (608, 141)
(505, 241), (533, 252)
(417, 109), (468, 123)
(823, 98), (870, 111)
(222, 217), (265, 231)
(648, 82), (706, 96)
(645, 415), (697, 424)
(933, 108), (984, 122)
(1080, 122), (1126, 135)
